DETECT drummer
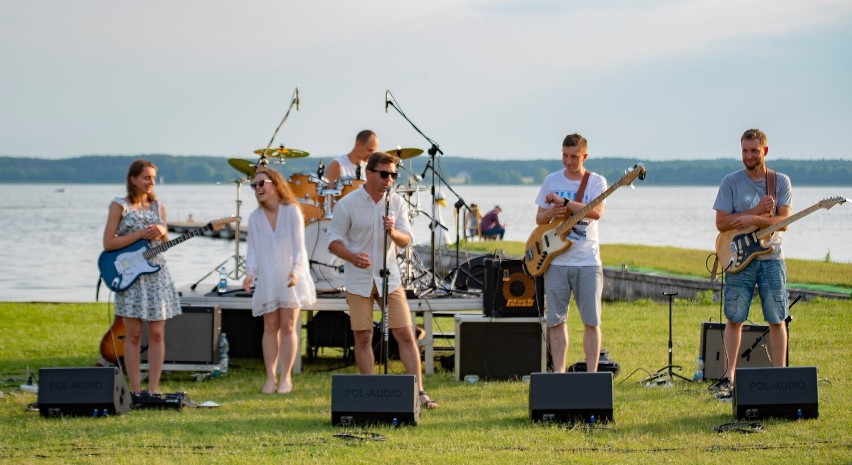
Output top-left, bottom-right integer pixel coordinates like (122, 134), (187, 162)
(325, 130), (378, 185)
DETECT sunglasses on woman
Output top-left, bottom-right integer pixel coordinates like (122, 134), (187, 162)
(369, 169), (399, 180)
(250, 180), (274, 189)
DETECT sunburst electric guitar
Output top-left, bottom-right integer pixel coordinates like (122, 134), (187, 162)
(523, 164), (647, 277)
(98, 216), (237, 293)
(715, 196), (847, 274)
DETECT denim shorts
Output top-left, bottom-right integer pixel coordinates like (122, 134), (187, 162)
(724, 259), (788, 324)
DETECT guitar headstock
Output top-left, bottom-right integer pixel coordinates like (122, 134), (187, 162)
(819, 196), (848, 210)
(206, 216), (240, 232)
(619, 163), (647, 188)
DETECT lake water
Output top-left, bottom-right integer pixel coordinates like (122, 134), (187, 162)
(1, 183), (849, 302)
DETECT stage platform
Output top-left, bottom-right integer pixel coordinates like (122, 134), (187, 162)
(178, 284), (483, 374)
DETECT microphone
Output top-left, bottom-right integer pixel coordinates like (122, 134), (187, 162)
(385, 90), (390, 113)
(420, 160), (430, 179)
(295, 88), (300, 111)
(317, 160), (325, 179)
(355, 164), (361, 180)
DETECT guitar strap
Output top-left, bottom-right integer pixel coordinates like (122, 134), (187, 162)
(766, 169), (777, 214)
(574, 171), (591, 202)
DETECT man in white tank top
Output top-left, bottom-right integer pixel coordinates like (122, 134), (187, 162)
(326, 130), (379, 185)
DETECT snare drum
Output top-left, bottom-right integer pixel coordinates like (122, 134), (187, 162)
(289, 173), (324, 223)
(304, 218), (345, 292)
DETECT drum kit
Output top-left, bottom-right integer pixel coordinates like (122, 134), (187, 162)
(220, 146), (436, 294)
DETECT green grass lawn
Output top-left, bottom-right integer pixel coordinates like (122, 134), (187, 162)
(1, 298), (850, 464)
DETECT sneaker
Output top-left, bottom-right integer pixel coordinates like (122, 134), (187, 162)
(708, 377), (732, 393)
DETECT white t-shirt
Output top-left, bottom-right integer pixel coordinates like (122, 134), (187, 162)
(534, 170), (607, 266)
(332, 154), (365, 180)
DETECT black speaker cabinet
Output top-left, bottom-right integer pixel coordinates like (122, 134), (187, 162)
(331, 374), (419, 426)
(142, 305), (221, 364)
(455, 315), (546, 381)
(529, 372), (614, 423)
(700, 322), (777, 380)
(733, 367), (818, 420)
(483, 258), (544, 317)
(38, 367), (131, 417)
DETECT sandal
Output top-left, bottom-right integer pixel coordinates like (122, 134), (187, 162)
(419, 390), (439, 410)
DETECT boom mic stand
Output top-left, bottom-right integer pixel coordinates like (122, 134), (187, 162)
(385, 90), (473, 296)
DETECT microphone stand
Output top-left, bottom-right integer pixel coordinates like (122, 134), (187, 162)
(380, 187), (393, 374)
(255, 87), (300, 168)
(385, 90), (464, 295)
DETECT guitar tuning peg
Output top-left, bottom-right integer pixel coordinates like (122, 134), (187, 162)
(629, 183), (636, 190)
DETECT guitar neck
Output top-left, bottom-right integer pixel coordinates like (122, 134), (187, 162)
(554, 178), (623, 237)
(142, 226), (208, 260)
(756, 203), (824, 239)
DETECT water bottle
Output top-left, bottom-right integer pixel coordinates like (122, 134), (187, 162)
(693, 355), (704, 382)
(217, 266), (228, 294)
(218, 332), (229, 375)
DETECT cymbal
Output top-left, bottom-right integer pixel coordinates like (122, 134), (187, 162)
(254, 147), (310, 158)
(228, 158), (257, 177)
(384, 147), (423, 160)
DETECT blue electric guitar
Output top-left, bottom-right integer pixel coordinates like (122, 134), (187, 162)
(98, 216), (237, 292)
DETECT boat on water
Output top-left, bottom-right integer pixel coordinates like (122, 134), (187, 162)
(168, 221), (247, 240)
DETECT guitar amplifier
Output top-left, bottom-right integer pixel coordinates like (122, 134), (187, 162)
(142, 305), (221, 365)
(700, 322), (778, 380)
(483, 258), (544, 317)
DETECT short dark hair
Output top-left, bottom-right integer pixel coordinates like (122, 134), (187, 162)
(741, 128), (767, 147)
(366, 151), (397, 171)
(562, 133), (588, 152)
(356, 130), (376, 144)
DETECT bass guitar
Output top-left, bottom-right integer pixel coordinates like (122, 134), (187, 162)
(98, 216), (236, 292)
(715, 196), (847, 274)
(523, 164), (646, 277)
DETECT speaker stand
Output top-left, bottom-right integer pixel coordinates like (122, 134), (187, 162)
(642, 291), (692, 387)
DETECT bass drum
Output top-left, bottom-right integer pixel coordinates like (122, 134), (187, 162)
(453, 255), (489, 291)
(304, 219), (346, 292)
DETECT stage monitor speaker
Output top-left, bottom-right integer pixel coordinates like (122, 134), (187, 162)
(483, 258), (544, 317)
(529, 372), (614, 423)
(700, 322), (776, 380)
(733, 367), (818, 420)
(142, 305), (221, 365)
(455, 315), (546, 381)
(38, 367), (131, 417)
(331, 374), (419, 426)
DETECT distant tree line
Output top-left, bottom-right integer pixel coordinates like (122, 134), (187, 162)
(0, 154), (849, 186)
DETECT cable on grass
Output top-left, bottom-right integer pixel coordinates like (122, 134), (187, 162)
(714, 422), (765, 433)
(333, 431), (387, 441)
(616, 367), (654, 385)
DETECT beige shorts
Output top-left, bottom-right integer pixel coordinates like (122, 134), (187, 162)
(345, 285), (411, 331)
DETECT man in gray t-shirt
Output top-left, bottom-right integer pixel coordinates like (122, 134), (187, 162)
(711, 128), (792, 397)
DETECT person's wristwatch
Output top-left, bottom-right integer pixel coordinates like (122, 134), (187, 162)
(563, 198), (570, 207)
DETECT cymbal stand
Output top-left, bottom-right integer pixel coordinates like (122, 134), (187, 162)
(190, 177), (248, 290)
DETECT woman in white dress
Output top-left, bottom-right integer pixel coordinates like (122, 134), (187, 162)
(242, 167), (316, 393)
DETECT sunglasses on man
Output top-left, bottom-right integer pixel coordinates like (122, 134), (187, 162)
(368, 169), (399, 180)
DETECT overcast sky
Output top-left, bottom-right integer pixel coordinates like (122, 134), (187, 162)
(2, 0), (850, 161)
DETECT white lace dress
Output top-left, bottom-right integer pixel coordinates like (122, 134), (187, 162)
(244, 203), (316, 316)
